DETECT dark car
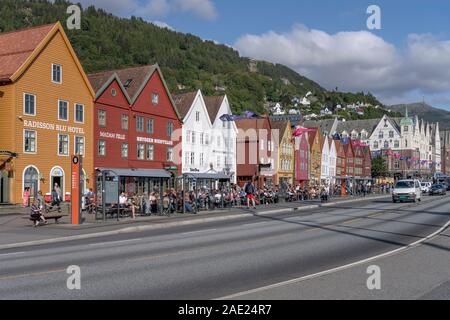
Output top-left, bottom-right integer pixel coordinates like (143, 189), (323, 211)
(429, 184), (447, 196)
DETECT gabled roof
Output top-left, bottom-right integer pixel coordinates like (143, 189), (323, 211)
(172, 91), (198, 120)
(235, 117), (272, 132)
(203, 95), (225, 122)
(343, 142), (354, 156)
(88, 64), (181, 120)
(334, 140), (345, 156)
(0, 22), (94, 96)
(337, 118), (381, 136)
(308, 128), (318, 146)
(270, 120), (289, 143)
(89, 65), (157, 102)
(0, 24), (54, 81)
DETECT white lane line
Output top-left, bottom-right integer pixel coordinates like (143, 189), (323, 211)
(0, 252), (26, 257)
(88, 239), (142, 247)
(216, 217), (450, 300)
(182, 229), (217, 236)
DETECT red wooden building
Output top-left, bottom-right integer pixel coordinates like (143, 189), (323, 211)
(334, 140), (347, 194)
(294, 132), (310, 186)
(344, 142), (355, 178)
(88, 65), (182, 195)
(362, 146), (372, 180)
(235, 117), (276, 188)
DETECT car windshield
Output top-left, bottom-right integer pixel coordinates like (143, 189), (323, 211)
(432, 185), (443, 189)
(395, 181), (414, 188)
(421, 183), (426, 186)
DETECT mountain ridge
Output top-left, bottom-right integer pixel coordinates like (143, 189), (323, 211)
(0, 0), (398, 119)
(389, 102), (450, 131)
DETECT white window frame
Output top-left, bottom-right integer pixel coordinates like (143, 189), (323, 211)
(98, 140), (106, 157)
(167, 147), (174, 162)
(147, 118), (154, 134)
(121, 114), (129, 130)
(98, 109), (106, 127)
(74, 136), (85, 156)
(121, 143), (128, 159)
(58, 100), (69, 121)
(74, 103), (84, 124)
(136, 116), (144, 132)
(58, 134), (69, 157)
(52, 63), (62, 84)
(152, 92), (159, 105)
(23, 93), (36, 116)
(137, 143), (145, 160)
(23, 129), (37, 154)
(147, 144), (154, 161)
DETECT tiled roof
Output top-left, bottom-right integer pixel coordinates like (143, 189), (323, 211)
(337, 118), (381, 135)
(172, 91), (198, 120)
(0, 23), (55, 81)
(88, 65), (157, 100)
(302, 119), (336, 135)
(203, 95), (225, 122)
(235, 118), (271, 131)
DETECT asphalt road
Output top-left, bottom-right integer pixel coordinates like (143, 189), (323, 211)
(0, 195), (449, 300)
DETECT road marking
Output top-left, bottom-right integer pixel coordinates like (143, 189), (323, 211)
(216, 217), (450, 300)
(88, 238), (142, 247)
(182, 229), (217, 236)
(0, 268), (66, 281)
(0, 252), (26, 257)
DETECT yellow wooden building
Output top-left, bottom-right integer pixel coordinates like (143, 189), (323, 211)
(308, 128), (322, 185)
(0, 22), (95, 204)
(271, 120), (294, 185)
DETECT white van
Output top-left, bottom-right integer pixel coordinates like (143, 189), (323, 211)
(392, 179), (422, 203)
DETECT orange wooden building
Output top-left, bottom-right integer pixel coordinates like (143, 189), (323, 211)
(0, 22), (95, 204)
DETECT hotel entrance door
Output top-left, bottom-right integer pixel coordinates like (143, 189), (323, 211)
(0, 171), (9, 203)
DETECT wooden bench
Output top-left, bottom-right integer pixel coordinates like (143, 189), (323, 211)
(28, 213), (68, 225)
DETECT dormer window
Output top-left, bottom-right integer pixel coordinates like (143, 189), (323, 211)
(124, 79), (133, 88)
(52, 64), (62, 84)
(152, 93), (159, 105)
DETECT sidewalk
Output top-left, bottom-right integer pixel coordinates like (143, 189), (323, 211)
(0, 194), (389, 249)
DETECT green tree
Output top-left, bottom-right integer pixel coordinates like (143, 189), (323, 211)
(371, 156), (388, 178)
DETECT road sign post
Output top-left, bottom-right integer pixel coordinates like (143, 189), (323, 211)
(71, 155), (82, 225)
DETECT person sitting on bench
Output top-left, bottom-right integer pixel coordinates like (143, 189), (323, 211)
(30, 199), (47, 227)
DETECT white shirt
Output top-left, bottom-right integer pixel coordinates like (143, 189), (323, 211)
(119, 195), (128, 205)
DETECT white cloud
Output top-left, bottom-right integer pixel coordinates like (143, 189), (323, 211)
(234, 24), (450, 106)
(77, 0), (217, 20)
(152, 20), (175, 31)
(174, 0), (217, 20)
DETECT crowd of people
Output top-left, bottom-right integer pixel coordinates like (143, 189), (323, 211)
(29, 180), (383, 224)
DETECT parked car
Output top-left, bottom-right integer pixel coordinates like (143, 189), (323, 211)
(429, 184), (447, 196)
(392, 179), (422, 203)
(420, 182), (432, 194)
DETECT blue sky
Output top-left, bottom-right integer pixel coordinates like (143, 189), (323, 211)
(78, 0), (450, 110)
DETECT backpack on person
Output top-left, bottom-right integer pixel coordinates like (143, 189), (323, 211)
(244, 183), (254, 195)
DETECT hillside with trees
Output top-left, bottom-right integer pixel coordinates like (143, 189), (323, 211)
(0, 0), (400, 118)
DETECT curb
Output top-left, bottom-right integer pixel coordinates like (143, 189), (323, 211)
(0, 195), (389, 250)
